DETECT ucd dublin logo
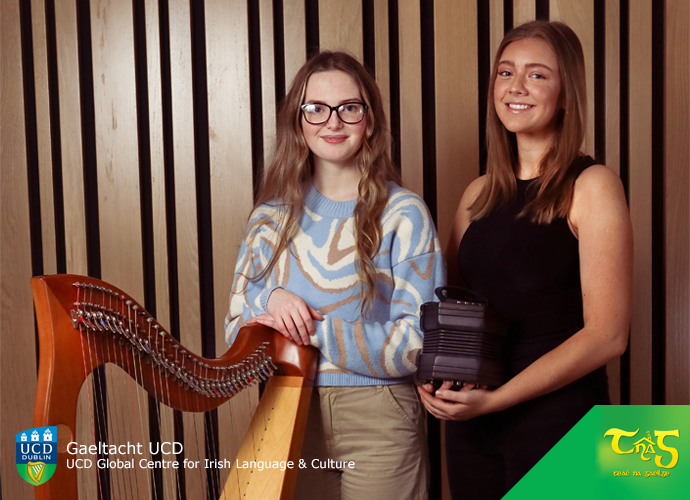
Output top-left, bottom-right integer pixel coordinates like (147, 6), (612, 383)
(16, 426), (57, 485)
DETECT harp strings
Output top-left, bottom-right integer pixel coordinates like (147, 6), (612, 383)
(76, 285), (106, 500)
(71, 282), (277, 499)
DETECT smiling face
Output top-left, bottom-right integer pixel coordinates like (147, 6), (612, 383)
(301, 70), (367, 171)
(493, 38), (562, 141)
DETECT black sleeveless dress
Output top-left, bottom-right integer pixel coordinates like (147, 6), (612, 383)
(445, 157), (609, 499)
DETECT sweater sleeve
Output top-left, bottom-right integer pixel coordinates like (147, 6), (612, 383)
(224, 206), (284, 345)
(310, 193), (446, 379)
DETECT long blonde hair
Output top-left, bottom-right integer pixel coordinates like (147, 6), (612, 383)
(471, 20), (588, 223)
(252, 51), (400, 315)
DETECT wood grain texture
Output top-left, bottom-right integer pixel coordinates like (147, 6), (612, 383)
(605, 0), (621, 175)
(513, 0), (536, 26)
(434, 0), (479, 253)
(318, 0), (363, 60)
(665, 0), (690, 405)
(283, 0), (306, 89)
(53, 1), (94, 495)
(550, 0), (595, 156)
(373, 0), (390, 127)
(204, 0), (257, 489)
(89, 1), (151, 496)
(55, 0), (87, 275)
(90, 0), (144, 298)
(143, 1), (175, 492)
(0, 1), (37, 498)
(31, 0), (57, 275)
(397, 0), (423, 197)
(604, 0), (621, 404)
(628, 0), (653, 404)
(220, 377), (312, 500)
(168, 0), (205, 496)
(490, 0), (504, 61)
(260, 0), (277, 157)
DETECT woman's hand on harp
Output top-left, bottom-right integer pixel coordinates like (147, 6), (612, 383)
(245, 288), (323, 346)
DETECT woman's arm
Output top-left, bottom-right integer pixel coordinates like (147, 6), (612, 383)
(445, 176), (485, 286)
(251, 192), (447, 378)
(419, 165), (633, 420)
(224, 206), (315, 344)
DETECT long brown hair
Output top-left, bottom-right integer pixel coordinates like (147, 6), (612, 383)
(251, 51), (400, 315)
(470, 20), (588, 223)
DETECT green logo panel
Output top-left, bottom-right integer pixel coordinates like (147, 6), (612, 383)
(505, 405), (690, 499)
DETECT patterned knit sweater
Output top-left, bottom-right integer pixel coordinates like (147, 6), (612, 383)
(225, 182), (445, 386)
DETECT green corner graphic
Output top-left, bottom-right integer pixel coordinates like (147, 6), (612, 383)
(503, 405), (690, 499)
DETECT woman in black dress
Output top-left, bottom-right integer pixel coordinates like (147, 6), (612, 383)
(418, 21), (633, 499)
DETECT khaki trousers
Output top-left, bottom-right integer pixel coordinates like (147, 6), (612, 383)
(294, 384), (429, 500)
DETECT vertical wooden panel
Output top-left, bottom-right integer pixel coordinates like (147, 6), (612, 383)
(373, 0), (390, 126)
(31, 0), (57, 274)
(550, 0), (595, 156)
(205, 0), (258, 491)
(318, 0), (363, 60)
(604, 0), (621, 404)
(260, 0), (277, 156)
(283, 0), (306, 88)
(397, 0), (423, 196)
(628, 0), (653, 404)
(514, 0), (536, 26)
(168, 0), (206, 496)
(144, 0), (175, 492)
(434, 0), (479, 253)
(91, 0), (143, 292)
(1, 2), (36, 498)
(54, 1), (94, 495)
(56, 0), (87, 275)
(490, 0), (504, 60)
(665, 0), (690, 405)
(605, 0), (620, 175)
(89, 1), (153, 497)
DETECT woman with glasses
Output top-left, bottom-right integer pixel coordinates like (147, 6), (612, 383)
(418, 21), (632, 499)
(225, 51), (444, 500)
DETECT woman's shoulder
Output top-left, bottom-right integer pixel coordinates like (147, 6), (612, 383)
(573, 163), (623, 195)
(243, 201), (287, 237)
(461, 175), (487, 208)
(384, 182), (434, 221)
(570, 163), (628, 233)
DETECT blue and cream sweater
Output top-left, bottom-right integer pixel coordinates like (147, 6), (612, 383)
(225, 181), (445, 386)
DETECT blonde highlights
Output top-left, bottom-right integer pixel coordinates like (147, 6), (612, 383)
(252, 51), (400, 315)
(471, 21), (588, 223)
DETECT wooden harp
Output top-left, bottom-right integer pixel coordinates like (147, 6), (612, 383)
(31, 274), (318, 500)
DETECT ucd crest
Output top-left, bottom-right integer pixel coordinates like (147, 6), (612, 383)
(16, 426), (57, 485)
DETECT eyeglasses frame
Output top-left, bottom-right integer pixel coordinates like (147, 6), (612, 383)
(300, 101), (368, 125)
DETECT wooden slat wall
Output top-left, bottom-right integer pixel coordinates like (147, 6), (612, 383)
(2, 1), (689, 498)
(90, 0), (153, 496)
(398, 0), (424, 197)
(319, 0), (363, 61)
(665, 0), (690, 406)
(31, 0), (58, 276)
(628, 0), (653, 404)
(1, 2), (36, 498)
(56, 0), (88, 275)
(605, 0), (622, 404)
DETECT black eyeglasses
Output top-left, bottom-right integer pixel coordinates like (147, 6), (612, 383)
(300, 102), (367, 125)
